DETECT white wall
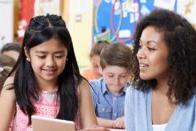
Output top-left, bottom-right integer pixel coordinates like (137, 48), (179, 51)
(68, 0), (93, 69)
(0, 0), (13, 49)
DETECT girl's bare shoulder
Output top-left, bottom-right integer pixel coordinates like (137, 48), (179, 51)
(77, 79), (91, 99)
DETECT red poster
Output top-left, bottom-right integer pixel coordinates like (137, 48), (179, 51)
(17, 0), (35, 42)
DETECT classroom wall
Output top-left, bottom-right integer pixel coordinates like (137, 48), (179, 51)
(63, 0), (93, 70)
(0, 0), (14, 48)
(3, 0), (196, 70)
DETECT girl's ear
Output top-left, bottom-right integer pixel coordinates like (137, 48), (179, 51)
(24, 47), (31, 62)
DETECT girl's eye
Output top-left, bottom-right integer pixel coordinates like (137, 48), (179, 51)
(55, 55), (65, 59)
(37, 55), (46, 59)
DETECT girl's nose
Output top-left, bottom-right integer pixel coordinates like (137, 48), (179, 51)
(46, 56), (55, 67)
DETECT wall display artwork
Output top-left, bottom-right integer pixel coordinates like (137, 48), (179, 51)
(34, 0), (61, 16)
(93, 0), (195, 45)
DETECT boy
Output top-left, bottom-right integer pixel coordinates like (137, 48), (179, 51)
(90, 44), (132, 129)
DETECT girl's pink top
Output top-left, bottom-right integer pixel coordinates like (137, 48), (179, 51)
(10, 89), (80, 131)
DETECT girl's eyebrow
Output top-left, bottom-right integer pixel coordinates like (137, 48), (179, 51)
(35, 51), (65, 54)
(35, 51), (47, 54)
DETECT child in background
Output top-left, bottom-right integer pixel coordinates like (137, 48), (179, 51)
(81, 40), (110, 80)
(0, 14), (108, 131)
(90, 44), (132, 129)
(0, 54), (16, 92)
(1, 42), (21, 61)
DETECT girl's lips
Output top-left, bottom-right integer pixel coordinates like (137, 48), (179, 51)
(42, 68), (57, 74)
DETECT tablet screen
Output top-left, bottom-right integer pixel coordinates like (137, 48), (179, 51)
(32, 115), (75, 131)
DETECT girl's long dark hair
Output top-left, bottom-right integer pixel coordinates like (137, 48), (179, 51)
(10, 15), (82, 124)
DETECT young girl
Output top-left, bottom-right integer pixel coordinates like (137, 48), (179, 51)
(90, 44), (132, 129)
(125, 9), (196, 131)
(0, 14), (107, 131)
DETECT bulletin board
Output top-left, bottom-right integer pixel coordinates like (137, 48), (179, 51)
(93, 0), (195, 45)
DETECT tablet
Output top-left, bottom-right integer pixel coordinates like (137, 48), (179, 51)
(32, 115), (75, 131)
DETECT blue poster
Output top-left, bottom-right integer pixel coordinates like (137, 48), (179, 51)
(93, 0), (177, 45)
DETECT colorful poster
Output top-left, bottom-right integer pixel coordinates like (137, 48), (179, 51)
(93, 0), (188, 45)
(93, 0), (155, 44)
